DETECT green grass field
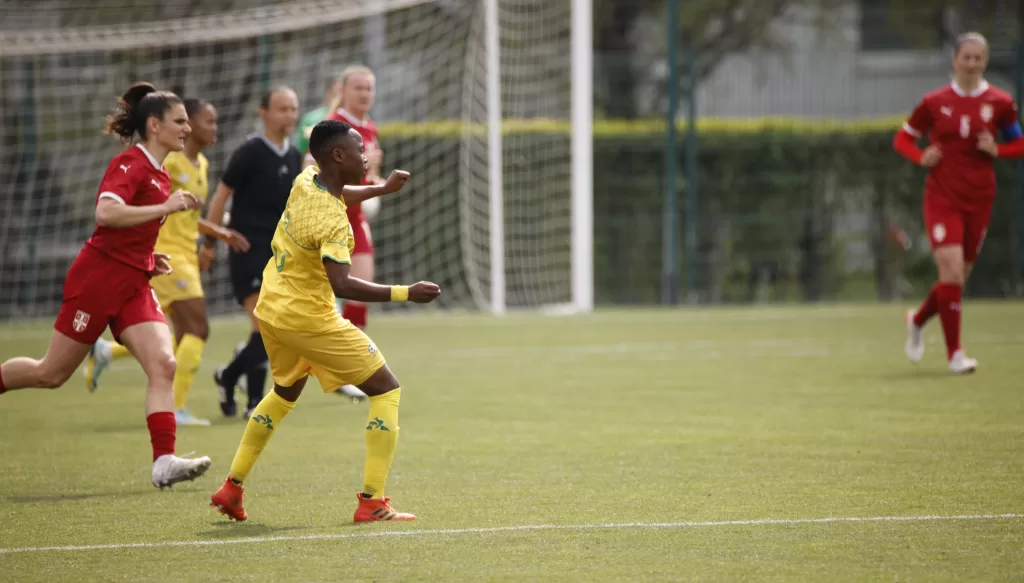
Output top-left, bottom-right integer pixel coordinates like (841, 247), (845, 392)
(1, 304), (1022, 582)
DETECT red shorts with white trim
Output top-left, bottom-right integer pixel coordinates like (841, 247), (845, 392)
(347, 208), (374, 255)
(923, 194), (992, 263)
(54, 246), (166, 344)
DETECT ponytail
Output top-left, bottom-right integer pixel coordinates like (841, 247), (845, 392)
(104, 82), (182, 144)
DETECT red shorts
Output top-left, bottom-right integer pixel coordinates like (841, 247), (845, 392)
(923, 195), (992, 263)
(54, 247), (166, 344)
(348, 209), (374, 255)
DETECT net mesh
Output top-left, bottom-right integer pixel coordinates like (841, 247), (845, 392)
(0, 0), (573, 319)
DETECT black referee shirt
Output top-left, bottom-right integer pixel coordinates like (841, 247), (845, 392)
(221, 133), (302, 245)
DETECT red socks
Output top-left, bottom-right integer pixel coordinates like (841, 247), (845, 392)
(913, 284), (940, 327)
(935, 283), (963, 360)
(146, 412), (176, 461)
(0, 368), (6, 394)
(343, 303), (368, 330)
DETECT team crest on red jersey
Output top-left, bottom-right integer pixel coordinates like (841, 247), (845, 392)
(980, 103), (993, 122)
(72, 310), (91, 333)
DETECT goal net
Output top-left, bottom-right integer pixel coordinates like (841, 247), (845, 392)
(0, 0), (588, 320)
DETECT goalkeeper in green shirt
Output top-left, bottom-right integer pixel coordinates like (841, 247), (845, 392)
(294, 74), (344, 155)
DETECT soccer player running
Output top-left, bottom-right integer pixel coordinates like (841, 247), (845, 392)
(895, 32), (1024, 373)
(210, 120), (439, 522)
(308, 65), (383, 402)
(0, 83), (213, 487)
(206, 87), (302, 418)
(85, 98), (251, 426)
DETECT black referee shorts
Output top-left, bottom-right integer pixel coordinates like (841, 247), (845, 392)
(229, 246), (272, 305)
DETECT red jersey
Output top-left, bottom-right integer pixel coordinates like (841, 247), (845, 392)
(85, 145), (172, 273)
(326, 107), (380, 216)
(902, 81), (1018, 209)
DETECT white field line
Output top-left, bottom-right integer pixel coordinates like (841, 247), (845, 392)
(1, 513), (1020, 555)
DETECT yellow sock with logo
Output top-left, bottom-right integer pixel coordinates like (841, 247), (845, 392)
(172, 334), (205, 410)
(228, 390), (296, 483)
(362, 388), (401, 498)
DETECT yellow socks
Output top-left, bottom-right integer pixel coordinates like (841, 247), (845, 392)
(172, 334), (205, 410)
(362, 388), (401, 498)
(110, 343), (132, 359)
(228, 390), (297, 483)
(225, 386), (401, 494)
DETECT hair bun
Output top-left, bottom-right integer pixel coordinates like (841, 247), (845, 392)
(122, 82), (157, 111)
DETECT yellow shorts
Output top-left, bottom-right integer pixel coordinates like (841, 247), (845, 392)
(258, 318), (387, 392)
(149, 252), (203, 309)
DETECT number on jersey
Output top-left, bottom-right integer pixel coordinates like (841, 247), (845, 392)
(272, 243), (287, 273)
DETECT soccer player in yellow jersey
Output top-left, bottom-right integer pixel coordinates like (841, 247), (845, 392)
(210, 120), (439, 522)
(85, 99), (249, 426)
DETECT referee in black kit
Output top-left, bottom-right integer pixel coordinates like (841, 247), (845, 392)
(205, 85), (302, 419)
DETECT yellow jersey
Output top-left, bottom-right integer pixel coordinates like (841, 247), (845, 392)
(254, 166), (355, 332)
(156, 151), (209, 256)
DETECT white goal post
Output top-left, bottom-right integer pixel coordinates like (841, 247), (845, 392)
(0, 0), (593, 318)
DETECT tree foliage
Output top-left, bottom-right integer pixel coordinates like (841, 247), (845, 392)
(594, 0), (847, 118)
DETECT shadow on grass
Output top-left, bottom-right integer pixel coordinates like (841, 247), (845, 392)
(876, 370), (959, 381)
(197, 523), (305, 539)
(5, 490), (159, 504)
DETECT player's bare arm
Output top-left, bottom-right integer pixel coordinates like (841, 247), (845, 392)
(201, 182), (235, 260)
(95, 190), (201, 228)
(340, 169), (409, 206)
(204, 182), (234, 233)
(323, 260), (439, 303)
(198, 218), (250, 252)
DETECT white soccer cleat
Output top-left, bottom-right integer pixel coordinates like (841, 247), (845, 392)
(152, 453), (212, 489)
(948, 350), (978, 374)
(334, 384), (367, 403)
(904, 309), (925, 364)
(84, 339), (114, 393)
(174, 408), (211, 427)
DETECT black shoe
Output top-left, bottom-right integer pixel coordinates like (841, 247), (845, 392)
(215, 366), (237, 417)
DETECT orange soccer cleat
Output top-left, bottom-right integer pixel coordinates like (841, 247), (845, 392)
(353, 493), (416, 522)
(210, 477), (248, 521)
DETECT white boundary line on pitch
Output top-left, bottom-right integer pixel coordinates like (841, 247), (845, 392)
(1, 513), (1021, 555)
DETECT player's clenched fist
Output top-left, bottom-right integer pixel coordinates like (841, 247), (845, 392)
(976, 131), (998, 157)
(381, 170), (411, 194)
(165, 190), (203, 213)
(152, 252), (174, 276)
(920, 145), (942, 167)
(408, 281), (441, 303)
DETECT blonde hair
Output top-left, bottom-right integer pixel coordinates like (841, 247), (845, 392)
(328, 65), (376, 112)
(954, 32), (988, 55)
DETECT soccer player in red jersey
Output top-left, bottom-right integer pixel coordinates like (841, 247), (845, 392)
(894, 33), (1024, 373)
(307, 65), (382, 401)
(0, 83), (214, 487)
